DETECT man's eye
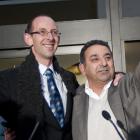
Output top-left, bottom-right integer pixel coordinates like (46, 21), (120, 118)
(40, 30), (46, 35)
(52, 30), (58, 35)
(106, 56), (111, 60)
(92, 58), (98, 62)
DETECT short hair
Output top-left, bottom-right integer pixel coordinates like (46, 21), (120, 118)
(80, 40), (112, 64)
(25, 14), (52, 34)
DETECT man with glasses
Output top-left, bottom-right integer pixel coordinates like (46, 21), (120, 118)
(0, 14), (79, 140)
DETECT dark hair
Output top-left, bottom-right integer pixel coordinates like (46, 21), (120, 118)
(80, 40), (112, 64)
(25, 14), (52, 34)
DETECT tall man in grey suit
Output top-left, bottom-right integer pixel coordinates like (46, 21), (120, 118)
(72, 40), (140, 140)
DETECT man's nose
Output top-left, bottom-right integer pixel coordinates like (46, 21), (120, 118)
(46, 32), (54, 40)
(101, 59), (107, 66)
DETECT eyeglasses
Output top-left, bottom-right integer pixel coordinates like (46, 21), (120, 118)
(29, 29), (61, 37)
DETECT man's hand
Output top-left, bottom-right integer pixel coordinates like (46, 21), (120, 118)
(113, 72), (125, 86)
(4, 128), (16, 140)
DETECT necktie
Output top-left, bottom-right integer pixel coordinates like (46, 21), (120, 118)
(44, 68), (64, 127)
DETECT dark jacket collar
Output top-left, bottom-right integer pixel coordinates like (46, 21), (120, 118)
(17, 50), (78, 122)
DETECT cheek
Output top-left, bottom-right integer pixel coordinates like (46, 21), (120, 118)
(92, 64), (98, 71)
(87, 65), (97, 74)
(108, 61), (114, 67)
(33, 39), (40, 45)
(109, 63), (115, 73)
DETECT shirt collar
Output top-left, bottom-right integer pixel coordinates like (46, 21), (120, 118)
(38, 63), (54, 76)
(85, 80), (112, 100)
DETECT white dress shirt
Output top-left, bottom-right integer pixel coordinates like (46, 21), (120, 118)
(39, 63), (67, 114)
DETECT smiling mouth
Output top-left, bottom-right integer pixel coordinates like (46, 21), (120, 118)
(98, 69), (109, 72)
(43, 44), (54, 47)
(99, 71), (108, 75)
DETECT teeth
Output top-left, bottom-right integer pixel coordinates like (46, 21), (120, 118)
(99, 69), (108, 72)
(44, 44), (53, 47)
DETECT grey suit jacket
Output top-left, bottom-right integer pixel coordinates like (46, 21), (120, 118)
(72, 62), (140, 140)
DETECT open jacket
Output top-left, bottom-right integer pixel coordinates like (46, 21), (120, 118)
(72, 62), (140, 140)
(0, 50), (79, 140)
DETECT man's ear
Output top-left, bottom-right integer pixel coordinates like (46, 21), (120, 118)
(24, 33), (33, 46)
(79, 63), (86, 76)
(58, 35), (60, 44)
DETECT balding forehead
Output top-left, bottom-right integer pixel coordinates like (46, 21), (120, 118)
(31, 16), (57, 30)
(32, 16), (55, 25)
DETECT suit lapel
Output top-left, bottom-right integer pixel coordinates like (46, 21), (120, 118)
(43, 98), (61, 128)
(108, 85), (128, 139)
(43, 69), (74, 128)
(58, 68), (78, 125)
(17, 52), (44, 122)
(64, 91), (73, 124)
(74, 86), (88, 140)
(43, 90), (73, 129)
(80, 93), (89, 140)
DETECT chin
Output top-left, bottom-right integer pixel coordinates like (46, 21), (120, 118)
(46, 52), (55, 57)
(45, 55), (53, 59)
(101, 77), (111, 82)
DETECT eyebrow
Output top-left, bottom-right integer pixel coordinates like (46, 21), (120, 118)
(38, 28), (57, 31)
(104, 52), (112, 56)
(90, 54), (98, 57)
(90, 52), (112, 57)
